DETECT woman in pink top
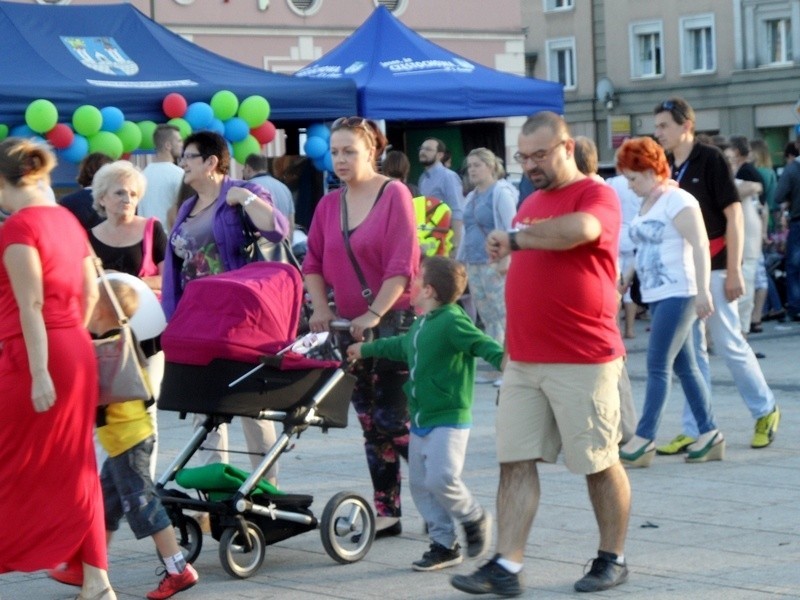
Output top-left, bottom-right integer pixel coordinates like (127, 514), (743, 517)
(304, 117), (419, 538)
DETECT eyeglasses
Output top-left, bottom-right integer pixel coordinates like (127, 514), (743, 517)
(180, 152), (204, 161)
(331, 116), (371, 134)
(513, 140), (566, 165)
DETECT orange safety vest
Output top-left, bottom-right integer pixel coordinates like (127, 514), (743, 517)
(413, 195), (453, 257)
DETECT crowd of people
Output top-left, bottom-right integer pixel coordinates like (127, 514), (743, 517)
(0, 95), (794, 598)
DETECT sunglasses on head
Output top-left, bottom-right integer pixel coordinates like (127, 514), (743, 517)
(657, 100), (689, 123)
(331, 116), (371, 133)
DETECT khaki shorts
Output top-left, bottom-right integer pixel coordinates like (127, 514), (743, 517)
(495, 358), (623, 475)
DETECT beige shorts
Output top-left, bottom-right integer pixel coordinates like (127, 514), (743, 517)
(495, 358), (623, 475)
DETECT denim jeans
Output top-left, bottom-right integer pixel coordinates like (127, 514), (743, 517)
(636, 296), (716, 441)
(682, 270), (776, 437)
(787, 220), (800, 316)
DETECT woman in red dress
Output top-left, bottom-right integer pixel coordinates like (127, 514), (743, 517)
(0, 138), (115, 600)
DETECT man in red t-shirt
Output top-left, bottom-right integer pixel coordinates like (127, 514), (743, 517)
(452, 112), (630, 597)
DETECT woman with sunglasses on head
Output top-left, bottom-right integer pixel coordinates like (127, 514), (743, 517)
(304, 117), (419, 538)
(161, 130), (289, 484)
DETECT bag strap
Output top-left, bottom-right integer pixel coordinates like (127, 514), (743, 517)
(137, 217), (157, 278)
(339, 180), (391, 306)
(89, 245), (128, 327)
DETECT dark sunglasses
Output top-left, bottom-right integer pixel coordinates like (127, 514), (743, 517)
(657, 100), (689, 123)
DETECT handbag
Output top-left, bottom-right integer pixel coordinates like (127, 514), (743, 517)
(137, 217), (159, 278)
(92, 252), (154, 406)
(239, 205), (302, 272)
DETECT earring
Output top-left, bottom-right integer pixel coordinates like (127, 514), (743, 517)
(207, 172), (215, 181)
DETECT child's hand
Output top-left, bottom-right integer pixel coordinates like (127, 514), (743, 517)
(346, 342), (363, 362)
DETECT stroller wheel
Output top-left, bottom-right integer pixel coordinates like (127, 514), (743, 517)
(320, 491), (375, 564)
(160, 514), (203, 565)
(218, 520), (266, 579)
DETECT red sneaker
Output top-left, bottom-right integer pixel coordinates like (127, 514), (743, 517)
(47, 563), (84, 587)
(146, 564), (198, 600)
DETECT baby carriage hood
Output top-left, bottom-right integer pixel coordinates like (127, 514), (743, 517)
(162, 262), (303, 366)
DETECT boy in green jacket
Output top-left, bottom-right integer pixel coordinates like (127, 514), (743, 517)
(348, 256), (504, 572)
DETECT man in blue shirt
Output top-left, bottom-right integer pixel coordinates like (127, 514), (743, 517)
(419, 138), (464, 255)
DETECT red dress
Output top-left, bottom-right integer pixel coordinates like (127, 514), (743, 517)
(0, 206), (107, 573)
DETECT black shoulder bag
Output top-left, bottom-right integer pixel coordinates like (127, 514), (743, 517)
(239, 205), (302, 272)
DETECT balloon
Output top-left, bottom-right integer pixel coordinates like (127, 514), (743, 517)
(0, 124), (8, 141)
(116, 120), (142, 153)
(232, 134), (261, 165)
(100, 106), (125, 133)
(25, 99), (59, 134)
(72, 105), (103, 137)
(184, 102), (214, 130)
(60, 134), (89, 163)
(103, 273), (167, 340)
(312, 156), (327, 172)
(223, 117), (249, 143)
(210, 90), (239, 121)
(250, 121), (276, 144)
(306, 123), (330, 141)
(207, 117), (225, 136)
(162, 93), (187, 119)
(323, 152), (333, 172)
(237, 95), (270, 127)
(137, 120), (157, 151)
(88, 131), (123, 159)
(304, 136), (328, 159)
(10, 124), (37, 139)
(168, 117), (192, 139)
(46, 123), (74, 149)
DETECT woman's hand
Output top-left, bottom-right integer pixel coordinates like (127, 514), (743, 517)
(31, 370), (56, 412)
(225, 186), (254, 206)
(695, 290), (714, 320)
(349, 312), (380, 342)
(309, 304), (336, 334)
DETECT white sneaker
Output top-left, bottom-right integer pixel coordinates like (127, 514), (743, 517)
(475, 375), (493, 384)
(492, 378), (503, 388)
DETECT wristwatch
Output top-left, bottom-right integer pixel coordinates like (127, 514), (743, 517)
(508, 230), (521, 251)
(243, 193), (258, 208)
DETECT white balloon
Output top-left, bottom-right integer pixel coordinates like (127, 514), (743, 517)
(100, 273), (167, 340)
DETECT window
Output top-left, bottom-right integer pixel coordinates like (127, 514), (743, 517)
(681, 14), (715, 74)
(543, 0), (573, 11)
(630, 21), (663, 79)
(545, 38), (576, 90)
(373, 0), (407, 14)
(766, 17), (792, 64)
(287, 0), (322, 16)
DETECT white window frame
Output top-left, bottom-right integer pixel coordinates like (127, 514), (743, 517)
(286, 0), (323, 17)
(545, 37), (577, 90)
(373, 0), (408, 16)
(543, 0), (574, 13)
(629, 20), (664, 79)
(762, 15), (793, 65)
(680, 14), (716, 75)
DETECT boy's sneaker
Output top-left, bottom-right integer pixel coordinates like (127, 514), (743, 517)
(574, 552), (628, 592)
(752, 406), (780, 448)
(463, 509), (492, 558)
(450, 554), (522, 597)
(147, 564), (198, 600)
(412, 542), (463, 571)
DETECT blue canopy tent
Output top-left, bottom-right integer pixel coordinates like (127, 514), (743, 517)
(0, 1), (356, 125)
(295, 6), (563, 121)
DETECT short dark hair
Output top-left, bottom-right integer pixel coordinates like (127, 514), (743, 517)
(153, 124), (180, 152)
(573, 136), (599, 176)
(728, 136), (750, 158)
(653, 97), (695, 129)
(521, 111), (570, 139)
(245, 153), (270, 173)
(183, 130), (230, 175)
(76, 152), (113, 187)
(382, 150), (410, 181)
(425, 137), (447, 154)
(421, 256), (467, 305)
(785, 141), (799, 158)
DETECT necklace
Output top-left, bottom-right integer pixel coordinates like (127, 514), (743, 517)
(188, 199), (214, 218)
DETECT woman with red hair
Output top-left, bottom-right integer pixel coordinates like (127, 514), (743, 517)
(616, 137), (724, 467)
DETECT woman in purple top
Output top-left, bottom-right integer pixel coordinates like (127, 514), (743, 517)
(304, 117), (419, 537)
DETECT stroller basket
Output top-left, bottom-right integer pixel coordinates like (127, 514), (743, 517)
(159, 358), (355, 428)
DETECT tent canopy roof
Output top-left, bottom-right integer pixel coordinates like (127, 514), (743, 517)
(295, 6), (563, 121)
(0, 1), (356, 125)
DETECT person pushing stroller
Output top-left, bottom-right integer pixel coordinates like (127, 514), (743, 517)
(348, 256), (503, 571)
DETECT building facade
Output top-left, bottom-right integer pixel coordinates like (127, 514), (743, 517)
(524, 0), (800, 164)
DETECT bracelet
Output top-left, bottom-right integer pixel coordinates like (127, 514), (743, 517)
(368, 307), (382, 318)
(243, 193), (258, 207)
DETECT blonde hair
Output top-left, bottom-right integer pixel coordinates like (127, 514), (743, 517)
(467, 147), (505, 180)
(750, 139), (773, 169)
(0, 137), (55, 187)
(91, 161), (147, 217)
(98, 279), (140, 319)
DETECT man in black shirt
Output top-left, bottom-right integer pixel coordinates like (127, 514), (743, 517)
(653, 98), (779, 451)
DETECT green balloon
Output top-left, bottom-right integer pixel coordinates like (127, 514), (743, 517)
(168, 117), (192, 139)
(0, 124), (8, 141)
(25, 99), (59, 134)
(237, 95), (270, 128)
(88, 131), (123, 160)
(116, 121), (142, 153)
(137, 120), (157, 151)
(73, 105), (103, 137)
(210, 90), (239, 121)
(232, 134), (261, 165)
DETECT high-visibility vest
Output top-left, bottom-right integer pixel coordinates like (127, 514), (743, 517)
(413, 195), (453, 257)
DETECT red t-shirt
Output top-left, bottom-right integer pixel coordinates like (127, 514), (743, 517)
(507, 178), (625, 364)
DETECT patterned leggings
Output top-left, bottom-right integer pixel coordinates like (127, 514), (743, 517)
(350, 361), (410, 517)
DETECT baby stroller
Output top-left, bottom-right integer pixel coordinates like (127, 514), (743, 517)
(155, 262), (375, 578)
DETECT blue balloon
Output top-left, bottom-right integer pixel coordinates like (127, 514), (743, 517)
(312, 156), (327, 172)
(10, 124), (37, 138)
(207, 117), (225, 136)
(60, 134), (89, 163)
(307, 123), (330, 141)
(795, 123), (800, 135)
(323, 152), (333, 172)
(100, 107), (125, 132)
(304, 136), (328, 159)
(223, 117), (249, 143)
(184, 102), (214, 131)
